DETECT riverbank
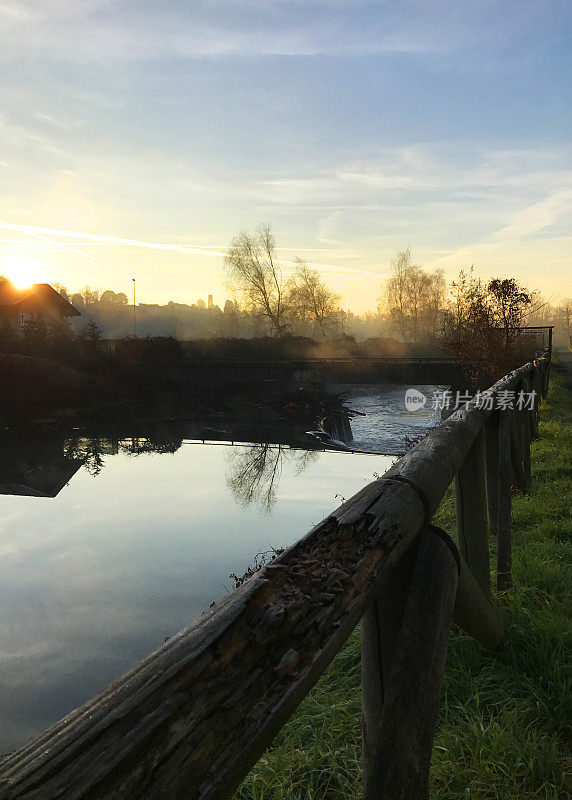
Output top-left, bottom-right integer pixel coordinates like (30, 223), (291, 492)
(235, 369), (571, 799)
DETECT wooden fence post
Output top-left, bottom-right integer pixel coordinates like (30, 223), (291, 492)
(363, 527), (459, 800)
(539, 353), (548, 398)
(509, 409), (528, 493)
(531, 365), (541, 436)
(545, 333), (552, 396)
(362, 542), (419, 792)
(453, 556), (504, 650)
(520, 379), (532, 488)
(484, 411), (500, 538)
(522, 370), (537, 440)
(455, 429), (490, 597)
(497, 410), (512, 591)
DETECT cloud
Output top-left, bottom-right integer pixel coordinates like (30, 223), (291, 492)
(492, 189), (572, 241)
(0, 0), (561, 62)
(0, 220), (228, 258)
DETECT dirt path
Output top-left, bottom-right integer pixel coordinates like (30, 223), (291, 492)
(554, 349), (572, 395)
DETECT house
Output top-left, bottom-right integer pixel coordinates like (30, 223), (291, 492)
(0, 282), (81, 326)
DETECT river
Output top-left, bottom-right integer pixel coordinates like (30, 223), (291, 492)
(0, 384), (441, 753)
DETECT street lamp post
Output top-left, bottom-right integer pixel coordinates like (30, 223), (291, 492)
(132, 278), (137, 338)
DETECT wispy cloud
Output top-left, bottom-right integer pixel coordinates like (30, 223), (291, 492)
(0, 221), (228, 258)
(492, 189), (572, 241)
(0, 219), (381, 280)
(0, 0), (559, 61)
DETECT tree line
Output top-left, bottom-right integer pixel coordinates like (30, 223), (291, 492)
(224, 224), (570, 353)
(2, 222), (570, 365)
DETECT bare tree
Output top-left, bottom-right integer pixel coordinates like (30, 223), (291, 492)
(289, 259), (340, 338)
(381, 249), (446, 343)
(224, 224), (289, 336)
(382, 249), (410, 340)
(80, 286), (99, 306)
(555, 298), (572, 345)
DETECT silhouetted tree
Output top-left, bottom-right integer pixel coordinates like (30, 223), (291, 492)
(48, 320), (75, 362)
(100, 290), (128, 305)
(223, 299), (240, 336)
(380, 249), (446, 343)
(224, 224), (290, 336)
(487, 278), (531, 369)
(21, 314), (48, 355)
(80, 286), (99, 306)
(78, 320), (103, 362)
(556, 298), (572, 344)
(289, 259), (340, 338)
(440, 269), (533, 384)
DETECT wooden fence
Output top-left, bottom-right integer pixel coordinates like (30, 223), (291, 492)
(0, 355), (550, 800)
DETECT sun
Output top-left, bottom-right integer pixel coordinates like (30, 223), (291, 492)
(1, 257), (48, 289)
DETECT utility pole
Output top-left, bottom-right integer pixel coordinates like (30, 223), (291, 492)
(132, 278), (137, 337)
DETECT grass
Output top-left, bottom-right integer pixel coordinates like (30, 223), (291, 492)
(234, 370), (571, 800)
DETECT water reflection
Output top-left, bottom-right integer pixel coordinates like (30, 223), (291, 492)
(226, 444), (319, 513)
(0, 392), (439, 752)
(0, 437), (392, 753)
(0, 435), (84, 497)
(0, 432), (323, 516)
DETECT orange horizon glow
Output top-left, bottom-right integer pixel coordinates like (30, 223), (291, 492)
(0, 257), (48, 290)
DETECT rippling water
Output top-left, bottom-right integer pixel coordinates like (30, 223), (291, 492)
(346, 384), (444, 453)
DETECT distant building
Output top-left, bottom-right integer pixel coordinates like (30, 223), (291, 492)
(0, 282), (81, 326)
(208, 294), (214, 309)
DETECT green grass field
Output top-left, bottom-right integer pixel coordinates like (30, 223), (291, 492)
(235, 370), (571, 800)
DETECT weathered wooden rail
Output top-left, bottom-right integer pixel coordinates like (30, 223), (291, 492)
(0, 355), (550, 800)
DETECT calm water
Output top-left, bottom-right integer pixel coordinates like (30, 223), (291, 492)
(0, 386), (440, 753)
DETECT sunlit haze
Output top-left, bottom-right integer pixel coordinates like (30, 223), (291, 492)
(1, 1), (571, 311)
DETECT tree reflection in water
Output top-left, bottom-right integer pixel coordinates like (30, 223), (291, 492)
(63, 431), (183, 478)
(226, 444), (319, 513)
(64, 436), (105, 477)
(61, 436), (318, 511)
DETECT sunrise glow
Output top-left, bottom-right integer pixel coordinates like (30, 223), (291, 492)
(0, 2), (570, 306)
(1, 258), (47, 290)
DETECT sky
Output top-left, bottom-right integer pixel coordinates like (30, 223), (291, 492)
(0, 0), (571, 312)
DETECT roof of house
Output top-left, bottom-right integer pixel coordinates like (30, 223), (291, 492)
(0, 282), (81, 317)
